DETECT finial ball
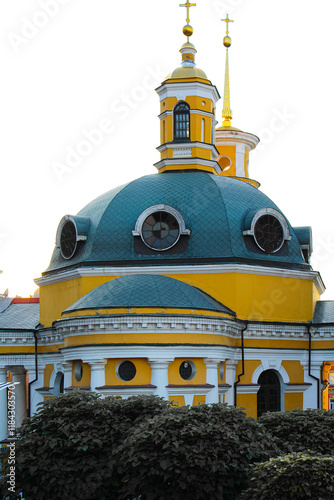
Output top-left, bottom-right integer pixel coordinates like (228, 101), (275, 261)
(183, 24), (193, 37)
(223, 35), (231, 48)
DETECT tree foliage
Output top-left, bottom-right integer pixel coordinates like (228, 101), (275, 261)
(258, 408), (334, 455)
(0, 391), (169, 500)
(240, 452), (334, 500)
(117, 403), (279, 500)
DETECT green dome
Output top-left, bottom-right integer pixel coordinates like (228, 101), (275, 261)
(63, 274), (235, 315)
(46, 171), (308, 274)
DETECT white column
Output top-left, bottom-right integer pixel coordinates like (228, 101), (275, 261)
(224, 359), (238, 406)
(301, 360), (322, 409)
(204, 358), (220, 404)
(29, 365), (46, 416)
(11, 367), (27, 428)
(61, 361), (73, 392)
(0, 368), (8, 440)
(148, 358), (174, 400)
(89, 360), (107, 392)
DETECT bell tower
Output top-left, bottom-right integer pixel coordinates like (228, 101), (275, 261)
(154, 1), (221, 175)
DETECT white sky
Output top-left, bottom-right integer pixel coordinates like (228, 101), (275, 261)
(1, 0), (334, 301)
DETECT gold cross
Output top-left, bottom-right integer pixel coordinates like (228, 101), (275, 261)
(222, 14), (234, 35)
(180, 0), (196, 24)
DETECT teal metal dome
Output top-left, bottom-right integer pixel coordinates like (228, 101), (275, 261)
(63, 274), (235, 315)
(46, 171), (308, 274)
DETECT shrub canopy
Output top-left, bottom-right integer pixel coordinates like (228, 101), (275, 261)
(240, 452), (334, 500)
(258, 408), (334, 455)
(117, 403), (279, 500)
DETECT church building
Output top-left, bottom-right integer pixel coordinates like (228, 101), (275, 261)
(1, 3), (334, 440)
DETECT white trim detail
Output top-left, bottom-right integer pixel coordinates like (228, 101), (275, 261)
(35, 263), (325, 295)
(154, 157), (222, 174)
(236, 384), (260, 394)
(156, 82), (220, 104)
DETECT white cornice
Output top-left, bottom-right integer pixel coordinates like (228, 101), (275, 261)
(156, 81), (220, 104)
(156, 141), (219, 156)
(35, 263), (325, 294)
(154, 157), (222, 174)
(215, 129), (260, 150)
(159, 109), (214, 120)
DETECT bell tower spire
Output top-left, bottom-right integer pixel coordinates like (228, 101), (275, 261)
(221, 14), (234, 128)
(215, 14), (260, 184)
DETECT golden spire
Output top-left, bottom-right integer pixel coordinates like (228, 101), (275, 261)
(221, 14), (234, 127)
(180, 0), (196, 41)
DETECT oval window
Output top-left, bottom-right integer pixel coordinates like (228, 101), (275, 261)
(254, 214), (284, 253)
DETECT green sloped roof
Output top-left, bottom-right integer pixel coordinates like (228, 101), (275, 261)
(0, 302), (40, 330)
(46, 171), (308, 274)
(63, 274), (235, 316)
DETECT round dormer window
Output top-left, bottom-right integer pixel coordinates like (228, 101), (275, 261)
(60, 220), (77, 259)
(254, 214), (284, 253)
(243, 208), (291, 254)
(132, 205), (190, 252)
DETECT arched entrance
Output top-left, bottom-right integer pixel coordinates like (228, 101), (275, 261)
(257, 370), (281, 417)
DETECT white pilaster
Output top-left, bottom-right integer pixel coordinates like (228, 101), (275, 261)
(204, 358), (220, 403)
(148, 358), (174, 400)
(301, 360), (322, 409)
(89, 360), (107, 392)
(61, 361), (73, 392)
(10, 367), (27, 428)
(0, 368), (8, 440)
(29, 365), (46, 416)
(224, 359), (238, 405)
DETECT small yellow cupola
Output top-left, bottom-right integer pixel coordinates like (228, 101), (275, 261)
(155, 1), (221, 175)
(216, 15), (260, 186)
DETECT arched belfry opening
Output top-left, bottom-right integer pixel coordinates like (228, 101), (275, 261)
(257, 369), (281, 417)
(173, 102), (190, 142)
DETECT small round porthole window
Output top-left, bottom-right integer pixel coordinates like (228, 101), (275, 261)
(74, 361), (83, 382)
(117, 361), (136, 382)
(179, 360), (196, 381)
(243, 208), (290, 254)
(60, 220), (77, 259)
(132, 205), (190, 252)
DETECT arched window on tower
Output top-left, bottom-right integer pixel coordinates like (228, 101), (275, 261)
(173, 102), (190, 141)
(257, 369), (281, 417)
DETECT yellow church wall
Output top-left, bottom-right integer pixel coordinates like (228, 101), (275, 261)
(237, 394), (257, 418)
(43, 364), (54, 386)
(0, 346), (35, 354)
(281, 360), (304, 383)
(285, 392), (303, 411)
(192, 395), (206, 406)
(160, 96), (213, 114)
(216, 145), (236, 176)
(40, 277), (84, 327)
(166, 272), (316, 323)
(169, 395), (185, 406)
(236, 360), (262, 384)
(158, 164), (217, 174)
(71, 361), (90, 387)
(244, 149), (249, 177)
(105, 358), (151, 385)
(169, 358), (206, 385)
(63, 332), (239, 348)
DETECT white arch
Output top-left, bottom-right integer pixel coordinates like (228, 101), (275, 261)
(252, 361), (290, 385)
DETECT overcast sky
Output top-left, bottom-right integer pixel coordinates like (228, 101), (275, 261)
(1, 0), (334, 301)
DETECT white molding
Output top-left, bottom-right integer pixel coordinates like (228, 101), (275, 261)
(35, 263), (325, 295)
(154, 157), (222, 174)
(245, 323), (308, 340)
(0, 331), (35, 345)
(215, 129), (260, 150)
(251, 362), (290, 384)
(284, 383), (311, 393)
(236, 384), (260, 394)
(156, 82), (220, 104)
(156, 141), (219, 159)
(96, 386), (156, 398)
(159, 109), (214, 120)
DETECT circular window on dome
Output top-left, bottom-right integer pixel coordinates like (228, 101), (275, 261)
(243, 208), (291, 254)
(117, 361), (136, 382)
(142, 211), (179, 250)
(254, 214), (284, 253)
(179, 360), (196, 381)
(132, 205), (190, 252)
(60, 220), (77, 259)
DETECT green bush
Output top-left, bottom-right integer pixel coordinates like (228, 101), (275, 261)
(240, 452), (334, 500)
(258, 408), (334, 455)
(117, 403), (279, 500)
(0, 391), (170, 500)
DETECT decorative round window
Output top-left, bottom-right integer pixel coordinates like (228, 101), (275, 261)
(60, 220), (77, 259)
(117, 361), (136, 382)
(132, 205), (190, 252)
(142, 211), (180, 251)
(254, 214), (284, 253)
(179, 360), (196, 381)
(243, 208), (290, 254)
(74, 361), (83, 382)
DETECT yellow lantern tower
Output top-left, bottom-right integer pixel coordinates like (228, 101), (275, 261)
(216, 16), (259, 184)
(155, 1), (221, 175)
